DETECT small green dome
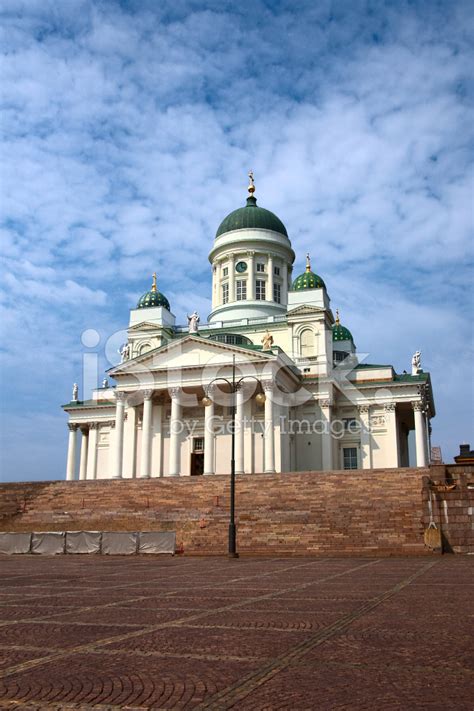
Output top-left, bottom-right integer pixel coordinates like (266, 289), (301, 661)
(291, 254), (325, 291)
(292, 270), (326, 290)
(137, 273), (170, 310)
(216, 196), (288, 238)
(333, 312), (353, 342)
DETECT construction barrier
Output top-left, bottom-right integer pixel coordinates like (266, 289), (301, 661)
(0, 531), (175, 556)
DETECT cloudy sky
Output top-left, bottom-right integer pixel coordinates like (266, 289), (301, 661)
(0, 0), (472, 481)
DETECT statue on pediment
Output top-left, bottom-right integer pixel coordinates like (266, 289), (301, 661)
(187, 311), (200, 333)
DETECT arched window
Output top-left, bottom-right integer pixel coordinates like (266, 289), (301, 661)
(300, 329), (314, 357)
(138, 342), (152, 356)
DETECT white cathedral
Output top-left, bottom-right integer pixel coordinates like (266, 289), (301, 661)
(63, 174), (435, 481)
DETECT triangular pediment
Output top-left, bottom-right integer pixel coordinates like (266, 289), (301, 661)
(109, 335), (276, 376)
(287, 305), (326, 317)
(128, 321), (161, 332)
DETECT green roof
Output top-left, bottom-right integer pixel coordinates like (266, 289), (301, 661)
(333, 323), (353, 342)
(216, 196), (288, 238)
(291, 270), (326, 291)
(137, 289), (170, 310)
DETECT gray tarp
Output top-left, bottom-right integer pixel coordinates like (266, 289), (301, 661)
(66, 531), (101, 554)
(31, 532), (66, 555)
(101, 531), (138, 555)
(138, 531), (176, 555)
(0, 532), (32, 554)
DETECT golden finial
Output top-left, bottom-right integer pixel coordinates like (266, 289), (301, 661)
(248, 170), (255, 196)
(151, 272), (157, 292)
(335, 309), (340, 326)
(306, 253), (311, 272)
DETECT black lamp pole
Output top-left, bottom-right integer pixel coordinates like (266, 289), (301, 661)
(204, 355), (261, 559)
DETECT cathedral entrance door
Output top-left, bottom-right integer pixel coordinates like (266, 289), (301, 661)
(190, 452), (204, 476)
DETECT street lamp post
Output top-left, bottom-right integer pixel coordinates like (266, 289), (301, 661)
(203, 355), (264, 559)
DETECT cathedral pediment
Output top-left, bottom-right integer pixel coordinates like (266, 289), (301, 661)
(128, 321), (161, 332)
(287, 305), (325, 317)
(109, 334), (278, 376)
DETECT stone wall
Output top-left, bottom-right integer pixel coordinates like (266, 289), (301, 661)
(0, 466), (471, 556)
(426, 465), (474, 554)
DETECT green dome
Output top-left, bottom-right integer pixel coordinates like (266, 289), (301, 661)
(137, 290), (170, 310)
(216, 196), (288, 238)
(137, 274), (170, 310)
(291, 270), (326, 290)
(333, 315), (353, 342)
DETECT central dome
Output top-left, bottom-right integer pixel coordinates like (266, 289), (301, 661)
(216, 195), (288, 238)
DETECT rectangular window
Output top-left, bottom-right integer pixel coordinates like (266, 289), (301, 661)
(273, 283), (281, 303)
(236, 280), (247, 301)
(274, 266), (280, 276)
(343, 447), (358, 470)
(256, 263), (265, 272)
(256, 280), (266, 300)
(222, 283), (229, 304)
(222, 267), (228, 277)
(193, 437), (204, 452)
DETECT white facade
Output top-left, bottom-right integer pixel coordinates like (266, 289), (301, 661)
(63, 181), (435, 479)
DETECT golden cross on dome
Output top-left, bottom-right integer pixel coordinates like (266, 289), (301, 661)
(248, 170), (255, 195)
(151, 272), (157, 292)
(335, 308), (340, 326)
(306, 253), (311, 272)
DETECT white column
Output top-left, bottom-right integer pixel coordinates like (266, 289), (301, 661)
(384, 403), (400, 467)
(112, 391), (126, 479)
(413, 401), (428, 467)
(153, 401), (164, 477)
(235, 385), (245, 474)
(79, 426), (89, 481)
(280, 405), (291, 472)
(86, 423), (98, 480)
(247, 251), (255, 300)
(228, 253), (235, 302)
(320, 399), (333, 470)
(244, 397), (254, 473)
(267, 255), (274, 301)
(169, 388), (182, 476)
(140, 390), (154, 478)
(263, 381), (275, 473)
(204, 387), (215, 475)
(211, 264), (217, 309)
(66, 424), (78, 481)
(358, 405), (372, 469)
(282, 263), (289, 306)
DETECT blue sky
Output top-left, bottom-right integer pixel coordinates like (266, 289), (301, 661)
(0, 0), (473, 481)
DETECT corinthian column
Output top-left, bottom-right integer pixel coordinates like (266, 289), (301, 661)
(263, 380), (275, 473)
(235, 384), (245, 475)
(79, 426), (89, 481)
(169, 388), (182, 477)
(86, 423), (98, 480)
(140, 390), (154, 478)
(320, 399), (333, 470)
(412, 400), (428, 467)
(112, 391), (126, 479)
(204, 386), (215, 476)
(357, 405), (372, 469)
(66, 424), (78, 481)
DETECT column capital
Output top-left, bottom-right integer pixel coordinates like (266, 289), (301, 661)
(384, 403), (396, 413)
(169, 387), (181, 400)
(262, 379), (275, 392)
(68, 423), (78, 432)
(357, 405), (370, 414)
(79, 425), (89, 435)
(319, 398), (332, 409)
(247, 250), (256, 257)
(89, 422), (99, 430)
(114, 390), (126, 402)
(412, 400), (423, 412)
(143, 389), (154, 401)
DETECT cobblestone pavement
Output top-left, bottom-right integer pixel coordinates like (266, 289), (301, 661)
(0, 555), (472, 709)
